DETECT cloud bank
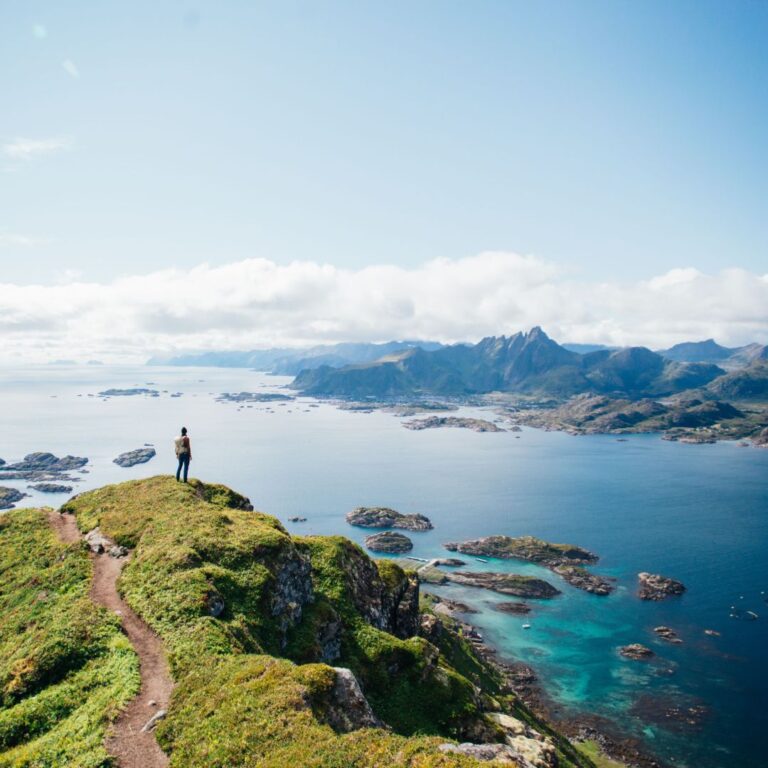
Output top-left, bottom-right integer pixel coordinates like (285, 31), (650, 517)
(0, 252), (766, 362)
(3, 137), (71, 160)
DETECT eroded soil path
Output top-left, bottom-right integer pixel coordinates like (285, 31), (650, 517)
(48, 510), (173, 768)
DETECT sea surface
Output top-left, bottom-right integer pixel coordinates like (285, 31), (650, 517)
(1, 365), (766, 768)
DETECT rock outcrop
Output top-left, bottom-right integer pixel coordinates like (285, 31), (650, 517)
(28, 483), (73, 494)
(113, 448), (157, 467)
(439, 711), (557, 767)
(325, 668), (383, 732)
(620, 644), (655, 660)
(364, 531), (413, 553)
(445, 534), (597, 565)
(654, 626), (682, 644)
(346, 506), (433, 531)
(446, 572), (560, 599)
(0, 486), (27, 510)
(552, 565), (614, 595)
(403, 417), (504, 432)
(444, 535), (612, 595)
(637, 572), (686, 601)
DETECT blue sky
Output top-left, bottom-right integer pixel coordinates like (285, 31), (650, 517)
(2, 0), (767, 285)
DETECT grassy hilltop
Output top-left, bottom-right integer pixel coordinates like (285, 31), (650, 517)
(0, 476), (596, 768)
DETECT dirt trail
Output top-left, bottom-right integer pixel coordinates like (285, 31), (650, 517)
(47, 511), (173, 768)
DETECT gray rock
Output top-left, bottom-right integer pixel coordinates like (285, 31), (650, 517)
(113, 448), (156, 468)
(140, 709), (167, 732)
(84, 528), (112, 554)
(1, 452), (88, 473)
(346, 506), (433, 531)
(206, 592), (226, 618)
(619, 643), (655, 660)
(638, 572), (686, 601)
(109, 545), (130, 558)
(28, 483), (73, 494)
(325, 668), (382, 733)
(0, 486), (28, 510)
(99, 388), (159, 397)
(270, 549), (313, 643)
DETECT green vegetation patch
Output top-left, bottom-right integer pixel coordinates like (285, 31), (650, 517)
(0, 508), (139, 767)
(62, 477), (300, 675)
(156, 654), (484, 768)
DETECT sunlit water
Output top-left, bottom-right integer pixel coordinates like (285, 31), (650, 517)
(1, 365), (766, 768)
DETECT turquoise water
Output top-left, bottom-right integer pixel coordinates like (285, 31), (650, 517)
(1, 365), (766, 767)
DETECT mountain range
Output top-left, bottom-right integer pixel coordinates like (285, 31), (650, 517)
(148, 341), (443, 375)
(657, 339), (768, 368)
(292, 327), (738, 399)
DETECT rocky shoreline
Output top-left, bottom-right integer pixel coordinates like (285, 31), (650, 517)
(424, 591), (669, 768)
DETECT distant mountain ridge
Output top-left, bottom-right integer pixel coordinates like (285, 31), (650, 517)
(658, 339), (767, 368)
(148, 340), (443, 375)
(292, 327), (726, 399)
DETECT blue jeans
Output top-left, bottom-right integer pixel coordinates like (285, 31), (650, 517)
(176, 452), (190, 482)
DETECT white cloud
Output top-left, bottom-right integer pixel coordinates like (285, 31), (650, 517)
(32, 24), (47, 39)
(0, 232), (49, 248)
(0, 252), (766, 363)
(3, 137), (71, 160)
(62, 59), (79, 78)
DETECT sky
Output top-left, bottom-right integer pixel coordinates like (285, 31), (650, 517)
(1, 1), (767, 360)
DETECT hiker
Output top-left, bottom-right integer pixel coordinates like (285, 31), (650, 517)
(174, 427), (192, 482)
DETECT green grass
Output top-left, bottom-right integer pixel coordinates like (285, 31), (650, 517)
(6, 477), (594, 767)
(0, 508), (139, 767)
(575, 740), (626, 768)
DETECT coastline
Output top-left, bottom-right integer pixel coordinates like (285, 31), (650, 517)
(438, 606), (668, 768)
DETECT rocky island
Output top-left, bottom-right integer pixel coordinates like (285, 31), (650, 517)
(98, 388), (159, 397)
(420, 566), (561, 598)
(0, 486), (28, 510)
(346, 506), (433, 531)
(403, 416), (504, 432)
(0, 452), (88, 483)
(113, 448), (157, 467)
(444, 535), (613, 595)
(0, 475), (597, 768)
(216, 391), (294, 403)
(637, 572), (686, 601)
(620, 644), (655, 660)
(28, 483), (74, 494)
(364, 531), (413, 553)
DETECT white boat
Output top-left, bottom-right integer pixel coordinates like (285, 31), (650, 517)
(474, 557), (489, 563)
(522, 623), (531, 629)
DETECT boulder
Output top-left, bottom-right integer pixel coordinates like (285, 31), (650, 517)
(206, 592), (226, 618)
(84, 528), (112, 554)
(325, 668), (382, 733)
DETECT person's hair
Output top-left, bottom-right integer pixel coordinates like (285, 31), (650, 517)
(181, 427), (187, 435)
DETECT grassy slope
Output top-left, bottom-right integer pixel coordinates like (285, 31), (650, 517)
(60, 477), (497, 766)
(0, 476), (596, 768)
(0, 509), (139, 768)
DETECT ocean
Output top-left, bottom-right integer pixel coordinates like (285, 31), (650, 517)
(1, 364), (766, 768)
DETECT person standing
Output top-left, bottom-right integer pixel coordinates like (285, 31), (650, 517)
(174, 427), (192, 482)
